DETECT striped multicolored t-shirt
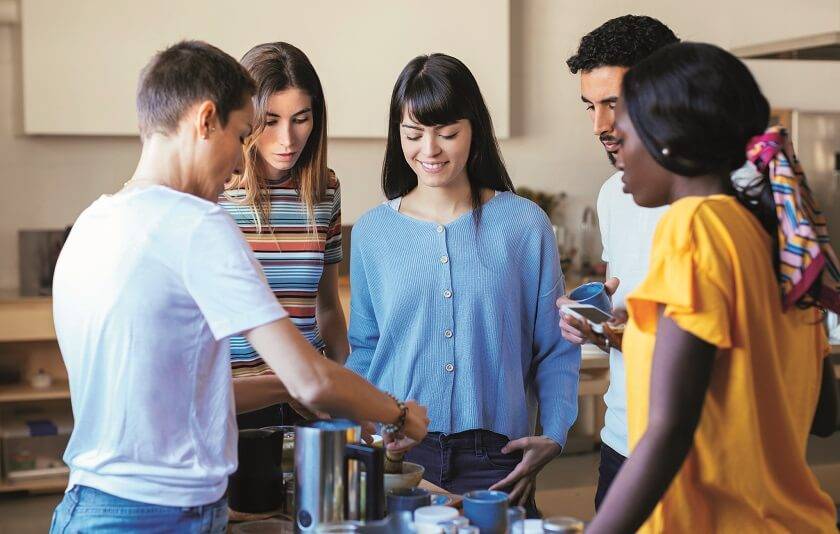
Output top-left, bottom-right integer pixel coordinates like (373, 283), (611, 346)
(219, 174), (342, 377)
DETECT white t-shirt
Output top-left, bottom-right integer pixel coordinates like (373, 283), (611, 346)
(597, 172), (668, 457)
(53, 185), (287, 507)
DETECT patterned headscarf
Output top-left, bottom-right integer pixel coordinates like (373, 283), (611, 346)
(746, 126), (840, 313)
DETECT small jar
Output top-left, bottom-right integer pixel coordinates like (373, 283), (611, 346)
(414, 505), (460, 525)
(30, 369), (52, 390)
(542, 516), (585, 533)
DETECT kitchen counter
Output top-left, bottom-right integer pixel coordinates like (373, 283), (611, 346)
(227, 479), (456, 532)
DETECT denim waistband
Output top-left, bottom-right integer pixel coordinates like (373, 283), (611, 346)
(68, 485), (226, 514)
(424, 429), (511, 451)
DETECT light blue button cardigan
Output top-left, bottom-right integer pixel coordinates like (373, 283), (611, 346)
(346, 192), (581, 446)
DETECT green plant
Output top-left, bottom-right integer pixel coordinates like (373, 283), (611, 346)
(517, 187), (565, 219)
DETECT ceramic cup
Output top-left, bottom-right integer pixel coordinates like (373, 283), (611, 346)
(568, 281), (611, 315)
(463, 490), (509, 534)
(386, 487), (431, 515)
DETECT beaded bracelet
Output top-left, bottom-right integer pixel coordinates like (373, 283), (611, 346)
(382, 392), (407, 435)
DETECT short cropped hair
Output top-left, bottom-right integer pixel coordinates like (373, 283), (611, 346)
(566, 15), (679, 74)
(136, 40), (255, 138)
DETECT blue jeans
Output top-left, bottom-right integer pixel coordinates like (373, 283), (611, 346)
(49, 485), (228, 534)
(405, 430), (541, 518)
(594, 443), (626, 510)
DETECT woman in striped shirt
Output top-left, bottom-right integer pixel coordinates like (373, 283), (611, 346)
(220, 42), (348, 426)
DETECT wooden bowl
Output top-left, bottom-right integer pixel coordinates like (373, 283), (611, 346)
(383, 461), (425, 493)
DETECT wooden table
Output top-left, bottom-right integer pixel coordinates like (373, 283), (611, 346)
(418, 478), (446, 493)
(418, 479), (463, 508)
(228, 518), (293, 533)
(580, 345), (610, 393)
(574, 345), (609, 445)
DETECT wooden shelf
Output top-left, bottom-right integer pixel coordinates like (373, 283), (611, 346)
(0, 473), (67, 494)
(0, 297), (55, 342)
(0, 381), (70, 403)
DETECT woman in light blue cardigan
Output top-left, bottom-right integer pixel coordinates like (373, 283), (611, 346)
(346, 53), (580, 516)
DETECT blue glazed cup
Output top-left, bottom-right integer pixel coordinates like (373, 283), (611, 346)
(386, 487), (431, 515)
(568, 282), (612, 315)
(463, 490), (509, 534)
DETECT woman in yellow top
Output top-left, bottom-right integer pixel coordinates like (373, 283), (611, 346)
(589, 42), (839, 532)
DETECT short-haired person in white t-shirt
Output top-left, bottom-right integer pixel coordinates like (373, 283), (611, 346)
(49, 41), (428, 534)
(557, 16), (678, 511)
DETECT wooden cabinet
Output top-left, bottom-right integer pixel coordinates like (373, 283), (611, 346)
(0, 296), (69, 493)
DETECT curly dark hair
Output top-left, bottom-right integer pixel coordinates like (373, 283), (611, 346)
(566, 15), (679, 74)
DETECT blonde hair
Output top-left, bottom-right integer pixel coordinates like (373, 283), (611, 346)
(226, 42), (329, 233)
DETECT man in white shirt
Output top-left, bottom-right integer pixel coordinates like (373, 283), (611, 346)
(50, 41), (428, 533)
(559, 15), (678, 510)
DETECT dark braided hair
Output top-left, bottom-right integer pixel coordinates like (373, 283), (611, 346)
(567, 15), (679, 74)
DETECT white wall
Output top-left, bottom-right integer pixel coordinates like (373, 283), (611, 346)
(1, 0), (838, 291)
(20, 0), (510, 138)
(746, 59), (840, 112)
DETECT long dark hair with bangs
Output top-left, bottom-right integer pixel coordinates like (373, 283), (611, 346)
(382, 53), (514, 221)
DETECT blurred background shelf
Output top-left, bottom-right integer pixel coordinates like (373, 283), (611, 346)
(0, 295), (69, 496)
(0, 297), (54, 343)
(0, 474), (68, 494)
(0, 382), (69, 404)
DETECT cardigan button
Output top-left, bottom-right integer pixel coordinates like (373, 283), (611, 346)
(436, 225), (444, 233)
(444, 329), (453, 338)
(443, 289), (452, 298)
(444, 363), (455, 372)
(440, 255), (449, 264)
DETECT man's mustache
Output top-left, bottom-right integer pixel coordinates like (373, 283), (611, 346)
(599, 134), (618, 146)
